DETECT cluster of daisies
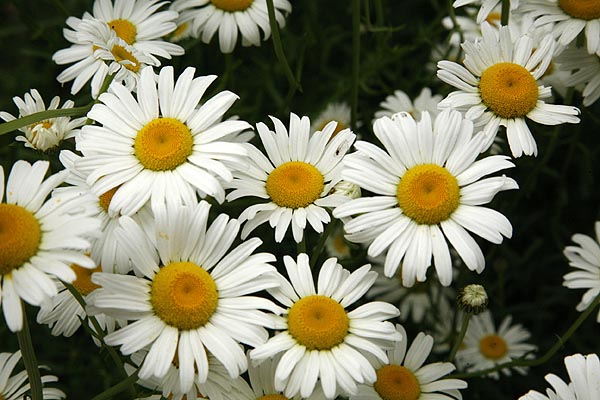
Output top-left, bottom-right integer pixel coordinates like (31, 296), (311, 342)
(1, 0), (600, 399)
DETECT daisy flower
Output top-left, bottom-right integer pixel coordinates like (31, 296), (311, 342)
(453, 0), (519, 24)
(0, 89), (86, 152)
(54, 16), (159, 97)
(325, 224), (353, 260)
(88, 199), (281, 392)
(456, 310), (536, 378)
(226, 113), (356, 243)
(557, 46), (600, 107)
(519, 0), (600, 54)
(374, 88), (443, 121)
(563, 221), (600, 322)
(437, 22), (580, 157)
(241, 352), (328, 399)
(0, 160), (99, 332)
(0, 351), (65, 399)
(128, 349), (252, 400)
(191, 0), (292, 53)
(76, 66), (250, 216)
(55, 150), (154, 274)
(167, 0), (201, 42)
(333, 110), (518, 287)
(311, 102), (352, 138)
(350, 324), (467, 400)
(249, 254), (402, 399)
(519, 353), (600, 400)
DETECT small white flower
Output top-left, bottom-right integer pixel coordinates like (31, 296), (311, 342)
(374, 87), (443, 122)
(0, 351), (66, 399)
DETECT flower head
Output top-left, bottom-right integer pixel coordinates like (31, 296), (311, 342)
(437, 22), (580, 157)
(334, 110), (517, 286)
(250, 254), (401, 399)
(0, 351), (66, 399)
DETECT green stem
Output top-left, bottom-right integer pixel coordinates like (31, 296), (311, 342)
(91, 370), (139, 400)
(351, 0), (361, 131)
(450, 293), (600, 379)
(448, 312), (471, 362)
(16, 303), (43, 400)
(310, 219), (338, 268)
(0, 106), (93, 136)
(265, 0), (301, 95)
(297, 236), (307, 256)
(500, 0), (510, 26)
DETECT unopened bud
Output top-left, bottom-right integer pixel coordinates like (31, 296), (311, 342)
(457, 284), (488, 314)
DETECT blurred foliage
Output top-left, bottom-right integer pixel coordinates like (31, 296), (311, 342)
(0, 0), (600, 399)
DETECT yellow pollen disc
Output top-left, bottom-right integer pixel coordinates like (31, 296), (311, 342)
(151, 262), (218, 330)
(479, 62), (539, 119)
(108, 19), (137, 44)
(265, 162), (324, 209)
(396, 164), (460, 225)
(479, 334), (508, 360)
(0, 204), (41, 275)
(71, 264), (102, 295)
(111, 45), (140, 72)
(287, 295), (349, 351)
(134, 118), (194, 171)
(98, 186), (119, 213)
(170, 22), (189, 40)
(559, 0), (600, 19)
(257, 395), (288, 400)
(374, 365), (421, 400)
(210, 0), (254, 12)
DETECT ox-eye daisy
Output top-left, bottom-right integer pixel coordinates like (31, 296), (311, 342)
(437, 22), (580, 157)
(88, 200), (281, 392)
(557, 46), (600, 107)
(453, 0), (519, 24)
(0, 160), (99, 332)
(77, 66), (250, 216)
(226, 113), (356, 243)
(350, 325), (467, 400)
(191, 0), (292, 53)
(0, 351), (65, 399)
(0, 89), (86, 152)
(456, 311), (536, 378)
(519, 0), (600, 54)
(374, 87), (443, 122)
(250, 254), (402, 399)
(519, 353), (600, 400)
(334, 110), (517, 287)
(563, 221), (600, 322)
(311, 102), (352, 138)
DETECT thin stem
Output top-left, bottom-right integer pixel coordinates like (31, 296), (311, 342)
(91, 370), (139, 400)
(297, 236), (307, 256)
(448, 312), (471, 362)
(450, 293), (600, 379)
(310, 219), (338, 268)
(0, 106), (93, 136)
(16, 303), (43, 400)
(501, 0), (510, 26)
(265, 0), (301, 96)
(351, 0), (361, 130)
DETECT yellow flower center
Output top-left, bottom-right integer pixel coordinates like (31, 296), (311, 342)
(479, 334), (508, 360)
(169, 22), (190, 41)
(257, 395), (288, 400)
(396, 164), (460, 225)
(374, 365), (421, 400)
(210, 0), (254, 12)
(98, 186), (119, 213)
(479, 62), (539, 119)
(559, 0), (600, 20)
(265, 162), (324, 209)
(134, 118), (194, 171)
(111, 45), (140, 72)
(150, 261), (218, 330)
(0, 204), (41, 275)
(108, 19), (137, 45)
(71, 264), (102, 296)
(287, 295), (349, 351)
